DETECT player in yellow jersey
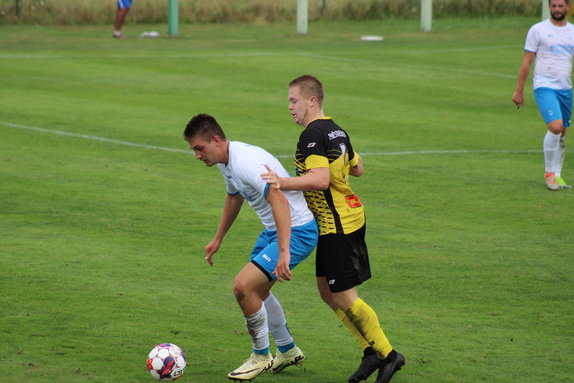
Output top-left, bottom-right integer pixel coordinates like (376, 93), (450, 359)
(262, 75), (404, 383)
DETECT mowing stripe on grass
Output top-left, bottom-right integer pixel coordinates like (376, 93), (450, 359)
(2, 121), (554, 158)
(0, 45), (516, 60)
(295, 52), (516, 79)
(0, 46), (516, 79)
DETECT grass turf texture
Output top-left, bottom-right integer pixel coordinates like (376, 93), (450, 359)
(1, 18), (573, 382)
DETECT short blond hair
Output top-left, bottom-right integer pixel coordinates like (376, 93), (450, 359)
(288, 75), (324, 107)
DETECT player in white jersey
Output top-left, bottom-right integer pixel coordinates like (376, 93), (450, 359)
(513, 0), (574, 190)
(183, 113), (318, 381)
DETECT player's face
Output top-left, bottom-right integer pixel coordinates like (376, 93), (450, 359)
(288, 85), (312, 127)
(189, 136), (220, 166)
(549, 0), (569, 21)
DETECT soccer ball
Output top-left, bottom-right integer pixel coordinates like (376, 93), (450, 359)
(147, 343), (186, 381)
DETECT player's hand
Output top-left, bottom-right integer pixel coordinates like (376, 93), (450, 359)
(512, 91), (524, 109)
(261, 165), (282, 190)
(204, 239), (220, 266)
(272, 254), (292, 282)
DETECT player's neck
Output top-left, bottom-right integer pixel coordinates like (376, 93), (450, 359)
(304, 109), (325, 128)
(221, 140), (230, 166)
(550, 17), (567, 27)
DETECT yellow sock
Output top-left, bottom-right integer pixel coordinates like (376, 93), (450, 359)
(345, 298), (393, 359)
(336, 308), (370, 351)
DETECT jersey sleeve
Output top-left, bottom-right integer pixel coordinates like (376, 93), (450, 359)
(225, 179), (240, 195)
(235, 150), (286, 198)
(299, 128), (330, 169)
(348, 147), (359, 167)
(218, 163), (240, 195)
(524, 24), (539, 53)
(237, 162), (269, 195)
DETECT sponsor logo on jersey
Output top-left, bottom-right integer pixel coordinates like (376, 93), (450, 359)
(550, 43), (574, 54)
(345, 194), (362, 208)
(328, 130), (347, 140)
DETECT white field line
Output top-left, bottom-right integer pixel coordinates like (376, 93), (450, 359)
(1, 122), (191, 154)
(2, 121), (552, 158)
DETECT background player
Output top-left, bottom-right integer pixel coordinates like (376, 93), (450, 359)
(513, 0), (574, 190)
(113, 0), (132, 38)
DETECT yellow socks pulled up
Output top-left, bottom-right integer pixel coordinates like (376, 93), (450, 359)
(344, 298), (393, 359)
(336, 308), (370, 351)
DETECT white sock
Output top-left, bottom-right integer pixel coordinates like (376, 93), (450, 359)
(543, 131), (561, 174)
(244, 304), (269, 352)
(263, 292), (293, 347)
(555, 136), (566, 178)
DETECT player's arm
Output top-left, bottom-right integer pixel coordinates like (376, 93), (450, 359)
(513, 50), (536, 109)
(349, 154), (363, 177)
(262, 165), (330, 191)
(265, 186), (292, 282)
(204, 193), (244, 266)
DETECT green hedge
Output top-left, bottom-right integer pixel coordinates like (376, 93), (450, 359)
(0, 0), (543, 25)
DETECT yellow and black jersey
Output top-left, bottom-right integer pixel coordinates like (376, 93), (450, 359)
(295, 117), (365, 236)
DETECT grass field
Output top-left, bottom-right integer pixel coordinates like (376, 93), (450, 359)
(1, 17), (573, 383)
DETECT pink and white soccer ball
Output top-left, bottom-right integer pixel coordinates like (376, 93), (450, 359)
(147, 343), (186, 381)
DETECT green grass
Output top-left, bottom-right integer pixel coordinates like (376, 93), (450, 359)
(1, 18), (573, 383)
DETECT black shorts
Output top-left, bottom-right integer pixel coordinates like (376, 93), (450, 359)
(316, 224), (371, 293)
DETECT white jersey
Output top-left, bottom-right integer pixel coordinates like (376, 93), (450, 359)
(525, 19), (574, 90)
(217, 141), (314, 232)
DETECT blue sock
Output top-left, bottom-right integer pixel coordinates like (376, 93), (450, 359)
(277, 342), (295, 354)
(253, 347), (270, 355)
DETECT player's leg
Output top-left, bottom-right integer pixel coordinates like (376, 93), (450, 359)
(263, 292), (305, 373)
(318, 227), (384, 352)
(336, 289), (405, 383)
(113, 0), (131, 38)
(535, 88), (563, 190)
(317, 275), (374, 349)
(321, 283), (378, 383)
(544, 120), (562, 190)
(316, 274), (379, 379)
(316, 233), (376, 381)
(230, 230), (278, 380)
(267, 220), (317, 372)
(321, 226), (404, 383)
(228, 263), (274, 381)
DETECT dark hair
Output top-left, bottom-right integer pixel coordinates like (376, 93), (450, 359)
(288, 75), (324, 107)
(183, 113), (227, 142)
(549, 0), (570, 4)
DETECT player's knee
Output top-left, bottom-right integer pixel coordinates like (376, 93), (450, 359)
(232, 279), (248, 301)
(547, 120), (564, 134)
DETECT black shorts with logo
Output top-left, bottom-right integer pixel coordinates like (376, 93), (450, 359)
(315, 224), (372, 293)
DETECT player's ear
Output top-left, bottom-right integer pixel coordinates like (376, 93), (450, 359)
(309, 95), (317, 107)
